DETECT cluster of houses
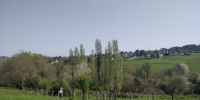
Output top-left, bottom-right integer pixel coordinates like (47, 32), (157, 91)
(120, 49), (200, 59)
(49, 50), (200, 64)
(144, 50), (200, 59)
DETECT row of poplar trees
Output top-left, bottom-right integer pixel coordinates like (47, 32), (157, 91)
(68, 39), (123, 92)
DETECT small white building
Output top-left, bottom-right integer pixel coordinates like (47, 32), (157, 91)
(51, 59), (58, 64)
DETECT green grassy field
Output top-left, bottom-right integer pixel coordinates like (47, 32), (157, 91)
(122, 53), (200, 72)
(0, 86), (200, 100)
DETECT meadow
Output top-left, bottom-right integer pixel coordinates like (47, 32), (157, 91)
(1, 86), (200, 100)
(122, 53), (200, 72)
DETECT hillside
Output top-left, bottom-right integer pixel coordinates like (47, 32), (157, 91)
(123, 53), (200, 72)
(0, 56), (11, 62)
(0, 86), (66, 100)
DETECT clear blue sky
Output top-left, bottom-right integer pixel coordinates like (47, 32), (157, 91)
(0, 0), (200, 57)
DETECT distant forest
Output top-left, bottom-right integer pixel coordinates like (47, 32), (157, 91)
(120, 44), (200, 56)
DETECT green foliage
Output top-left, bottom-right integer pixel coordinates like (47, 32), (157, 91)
(135, 50), (140, 56)
(31, 53), (44, 62)
(80, 44), (87, 62)
(112, 40), (123, 92)
(89, 50), (96, 79)
(142, 62), (154, 80)
(95, 39), (102, 81)
(159, 81), (168, 93)
(150, 53), (156, 58)
(4, 50), (35, 88)
(189, 82), (200, 94)
(53, 61), (64, 77)
(134, 78), (142, 92)
(99, 83), (109, 92)
(123, 65), (134, 74)
(167, 76), (188, 94)
(75, 74), (91, 98)
(188, 72), (199, 84)
(74, 47), (80, 65)
(39, 77), (51, 90)
(63, 59), (68, 65)
(89, 78), (99, 90)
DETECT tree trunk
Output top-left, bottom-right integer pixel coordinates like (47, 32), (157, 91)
(66, 92), (68, 100)
(130, 90), (131, 100)
(81, 91), (82, 100)
(121, 92), (123, 100)
(73, 90), (76, 98)
(172, 93), (174, 100)
(109, 90), (111, 100)
(97, 90), (98, 100)
(87, 90), (88, 100)
(103, 94), (106, 100)
(22, 83), (23, 90)
(148, 89), (149, 100)
(152, 93), (154, 100)
(115, 92), (116, 100)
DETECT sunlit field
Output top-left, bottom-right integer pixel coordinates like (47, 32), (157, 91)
(1, 86), (200, 100)
(123, 53), (200, 72)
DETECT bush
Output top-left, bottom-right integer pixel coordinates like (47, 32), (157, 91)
(179, 95), (186, 99)
(132, 94), (139, 98)
(99, 83), (109, 92)
(39, 77), (51, 90)
(75, 74), (91, 99)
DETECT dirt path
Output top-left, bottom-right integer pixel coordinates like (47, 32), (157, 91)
(127, 56), (137, 60)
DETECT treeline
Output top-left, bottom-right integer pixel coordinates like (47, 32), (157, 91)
(122, 63), (199, 97)
(169, 44), (200, 53)
(122, 44), (200, 57)
(0, 40), (200, 99)
(0, 39), (122, 99)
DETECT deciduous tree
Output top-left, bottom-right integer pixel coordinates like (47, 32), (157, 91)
(80, 44), (87, 62)
(168, 76), (188, 100)
(95, 39), (102, 81)
(142, 62), (154, 80)
(74, 47), (80, 65)
(5, 51), (35, 89)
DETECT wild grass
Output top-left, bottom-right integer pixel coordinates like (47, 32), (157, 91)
(1, 86), (200, 100)
(123, 53), (200, 72)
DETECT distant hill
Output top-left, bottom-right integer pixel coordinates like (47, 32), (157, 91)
(123, 53), (200, 72)
(0, 56), (11, 62)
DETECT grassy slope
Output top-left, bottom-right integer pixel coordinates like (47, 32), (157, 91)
(123, 53), (200, 72)
(0, 86), (65, 100)
(0, 86), (200, 100)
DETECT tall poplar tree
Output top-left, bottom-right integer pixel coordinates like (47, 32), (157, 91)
(69, 48), (74, 77)
(95, 39), (102, 82)
(80, 44), (87, 62)
(108, 41), (114, 90)
(112, 40), (123, 92)
(104, 47), (109, 84)
(74, 47), (80, 65)
(90, 50), (96, 79)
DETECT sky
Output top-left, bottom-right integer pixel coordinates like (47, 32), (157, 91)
(0, 0), (200, 57)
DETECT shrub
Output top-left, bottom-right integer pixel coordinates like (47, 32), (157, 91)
(132, 94), (139, 98)
(39, 77), (51, 90)
(75, 74), (91, 99)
